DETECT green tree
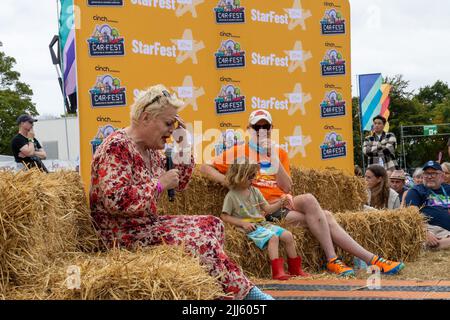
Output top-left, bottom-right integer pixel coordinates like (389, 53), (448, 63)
(352, 97), (363, 168)
(384, 76), (450, 168)
(0, 51), (37, 155)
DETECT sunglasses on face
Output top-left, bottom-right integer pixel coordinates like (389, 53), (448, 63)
(143, 90), (171, 113)
(251, 124), (272, 131)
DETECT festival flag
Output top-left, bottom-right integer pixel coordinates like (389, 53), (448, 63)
(379, 84), (392, 131)
(358, 73), (382, 131)
(59, 0), (77, 111)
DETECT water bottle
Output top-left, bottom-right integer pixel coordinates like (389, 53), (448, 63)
(378, 157), (384, 167)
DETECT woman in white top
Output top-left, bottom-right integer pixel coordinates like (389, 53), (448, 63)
(365, 164), (400, 209)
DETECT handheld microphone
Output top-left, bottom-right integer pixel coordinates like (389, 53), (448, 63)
(165, 147), (176, 202)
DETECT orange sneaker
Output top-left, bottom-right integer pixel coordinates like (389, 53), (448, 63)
(370, 256), (405, 275)
(326, 257), (355, 277)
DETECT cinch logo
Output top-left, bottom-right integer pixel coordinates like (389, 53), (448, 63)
(321, 9), (345, 35)
(320, 132), (347, 160)
(215, 39), (245, 69)
(90, 75), (126, 108)
(88, 25), (125, 56)
(320, 91), (346, 118)
(214, 0), (245, 24)
(321, 50), (345, 76)
(88, 0), (123, 6)
(90, 125), (118, 155)
(215, 85), (245, 115)
(96, 115), (121, 123)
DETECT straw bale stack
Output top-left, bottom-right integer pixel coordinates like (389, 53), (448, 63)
(290, 167), (367, 212)
(224, 207), (427, 278)
(0, 169), (99, 290)
(158, 167), (367, 216)
(7, 245), (224, 300)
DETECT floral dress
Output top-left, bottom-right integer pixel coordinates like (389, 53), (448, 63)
(90, 130), (252, 299)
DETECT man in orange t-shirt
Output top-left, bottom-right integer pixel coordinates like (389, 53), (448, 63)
(201, 109), (405, 277)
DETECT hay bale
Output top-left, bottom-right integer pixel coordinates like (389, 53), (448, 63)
(159, 167), (367, 216)
(0, 169), (99, 289)
(7, 245), (225, 300)
(291, 167), (367, 212)
(223, 207), (426, 278)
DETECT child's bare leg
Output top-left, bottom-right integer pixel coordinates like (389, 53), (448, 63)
(267, 235), (279, 260)
(280, 231), (297, 258)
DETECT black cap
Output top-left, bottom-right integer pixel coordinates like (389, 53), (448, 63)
(422, 160), (442, 171)
(17, 114), (37, 125)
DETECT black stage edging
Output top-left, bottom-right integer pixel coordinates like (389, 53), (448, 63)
(0, 299), (443, 319)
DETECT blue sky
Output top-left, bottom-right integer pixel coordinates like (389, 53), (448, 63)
(1, 0), (449, 116)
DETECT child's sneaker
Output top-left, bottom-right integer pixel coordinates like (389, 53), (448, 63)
(370, 255), (405, 275)
(326, 257), (355, 277)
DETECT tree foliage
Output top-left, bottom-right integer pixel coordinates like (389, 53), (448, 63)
(353, 74), (450, 171)
(0, 51), (37, 155)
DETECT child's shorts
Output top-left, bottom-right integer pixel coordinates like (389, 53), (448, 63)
(246, 222), (287, 249)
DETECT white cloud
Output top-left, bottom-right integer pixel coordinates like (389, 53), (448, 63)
(350, 0), (450, 95)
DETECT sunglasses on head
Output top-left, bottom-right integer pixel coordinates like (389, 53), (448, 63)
(143, 90), (171, 112)
(251, 124), (272, 131)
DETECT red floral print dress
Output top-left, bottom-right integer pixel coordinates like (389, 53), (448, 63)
(90, 130), (252, 299)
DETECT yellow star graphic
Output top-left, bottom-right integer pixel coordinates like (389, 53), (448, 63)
(284, 0), (312, 31)
(171, 76), (205, 112)
(175, 0), (205, 18)
(285, 125), (312, 159)
(284, 83), (312, 116)
(171, 29), (205, 65)
(284, 41), (312, 73)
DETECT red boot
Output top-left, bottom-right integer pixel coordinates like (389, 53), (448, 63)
(271, 258), (291, 280)
(288, 256), (310, 277)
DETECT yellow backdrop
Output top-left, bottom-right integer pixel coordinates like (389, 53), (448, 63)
(74, 0), (353, 190)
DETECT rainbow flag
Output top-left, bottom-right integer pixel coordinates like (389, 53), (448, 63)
(379, 84), (392, 131)
(59, 0), (76, 98)
(359, 73), (382, 131)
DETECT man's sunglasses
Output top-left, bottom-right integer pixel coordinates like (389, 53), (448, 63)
(251, 124), (272, 131)
(143, 90), (171, 112)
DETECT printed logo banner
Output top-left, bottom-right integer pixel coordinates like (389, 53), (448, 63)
(73, 0), (353, 189)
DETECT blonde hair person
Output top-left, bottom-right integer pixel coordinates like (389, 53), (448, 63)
(222, 159), (309, 280)
(441, 162), (450, 184)
(130, 84), (184, 122)
(90, 84), (273, 300)
(365, 164), (400, 209)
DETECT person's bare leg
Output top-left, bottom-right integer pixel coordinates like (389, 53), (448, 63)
(267, 235), (280, 260)
(286, 194), (336, 260)
(323, 210), (374, 263)
(280, 231), (297, 258)
(437, 237), (450, 250)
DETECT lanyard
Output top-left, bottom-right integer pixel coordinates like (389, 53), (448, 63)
(429, 186), (449, 209)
